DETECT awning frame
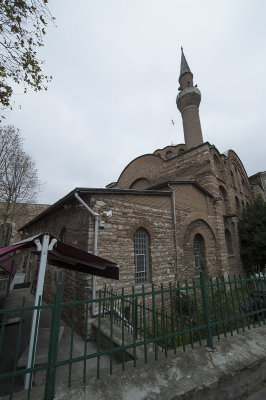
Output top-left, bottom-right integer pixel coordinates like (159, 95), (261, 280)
(0, 232), (119, 390)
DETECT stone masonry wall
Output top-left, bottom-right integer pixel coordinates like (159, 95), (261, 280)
(114, 143), (251, 278)
(23, 198), (91, 333)
(0, 202), (49, 245)
(85, 192), (176, 294)
(23, 192), (176, 335)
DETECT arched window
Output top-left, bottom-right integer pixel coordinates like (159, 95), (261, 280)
(166, 151), (173, 160)
(193, 234), (206, 272)
(134, 228), (150, 284)
(225, 229), (234, 256)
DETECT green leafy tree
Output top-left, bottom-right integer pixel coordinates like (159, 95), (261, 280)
(0, 125), (41, 246)
(0, 0), (54, 110)
(238, 196), (266, 273)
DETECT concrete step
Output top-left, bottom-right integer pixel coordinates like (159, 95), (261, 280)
(91, 317), (154, 362)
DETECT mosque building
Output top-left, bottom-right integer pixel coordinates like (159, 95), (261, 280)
(19, 49), (264, 316)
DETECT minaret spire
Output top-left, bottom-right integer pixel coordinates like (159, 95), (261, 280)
(180, 47), (191, 77)
(176, 48), (203, 149)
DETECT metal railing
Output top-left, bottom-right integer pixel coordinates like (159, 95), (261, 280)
(0, 272), (265, 399)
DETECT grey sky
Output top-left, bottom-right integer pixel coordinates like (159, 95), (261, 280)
(4, 0), (266, 204)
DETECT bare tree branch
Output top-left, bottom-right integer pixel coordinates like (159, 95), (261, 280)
(0, 125), (41, 245)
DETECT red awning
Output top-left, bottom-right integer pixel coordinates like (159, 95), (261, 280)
(0, 259), (17, 276)
(0, 242), (33, 257)
(0, 242), (33, 276)
(48, 241), (119, 280)
(0, 233), (119, 280)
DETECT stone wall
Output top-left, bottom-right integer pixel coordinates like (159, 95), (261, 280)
(22, 198), (91, 334)
(51, 325), (266, 400)
(89, 192), (175, 293)
(23, 191), (176, 335)
(0, 202), (49, 246)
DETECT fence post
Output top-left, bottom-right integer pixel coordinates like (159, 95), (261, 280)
(44, 284), (62, 400)
(200, 271), (213, 348)
(134, 296), (138, 341)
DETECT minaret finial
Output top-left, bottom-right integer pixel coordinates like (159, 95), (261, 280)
(180, 47), (191, 78)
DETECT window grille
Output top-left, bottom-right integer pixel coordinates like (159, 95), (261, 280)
(134, 228), (149, 284)
(193, 234), (206, 272)
(166, 151), (173, 160)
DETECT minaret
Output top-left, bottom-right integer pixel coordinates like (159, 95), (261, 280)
(176, 48), (203, 149)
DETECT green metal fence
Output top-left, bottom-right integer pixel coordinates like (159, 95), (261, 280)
(0, 272), (265, 399)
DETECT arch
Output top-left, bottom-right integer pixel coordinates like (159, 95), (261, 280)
(182, 213), (217, 239)
(183, 219), (218, 278)
(193, 233), (206, 271)
(129, 219), (155, 241)
(153, 144), (187, 157)
(115, 153), (164, 188)
(134, 228), (150, 284)
(227, 150), (250, 188)
(130, 178), (151, 190)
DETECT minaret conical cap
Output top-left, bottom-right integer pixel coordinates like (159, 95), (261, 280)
(180, 47), (191, 77)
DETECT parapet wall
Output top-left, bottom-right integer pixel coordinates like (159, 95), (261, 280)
(50, 325), (266, 400)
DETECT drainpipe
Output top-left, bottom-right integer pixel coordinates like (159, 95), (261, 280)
(74, 192), (99, 316)
(168, 184), (179, 281)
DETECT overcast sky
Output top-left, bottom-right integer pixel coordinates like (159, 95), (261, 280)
(4, 0), (266, 204)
